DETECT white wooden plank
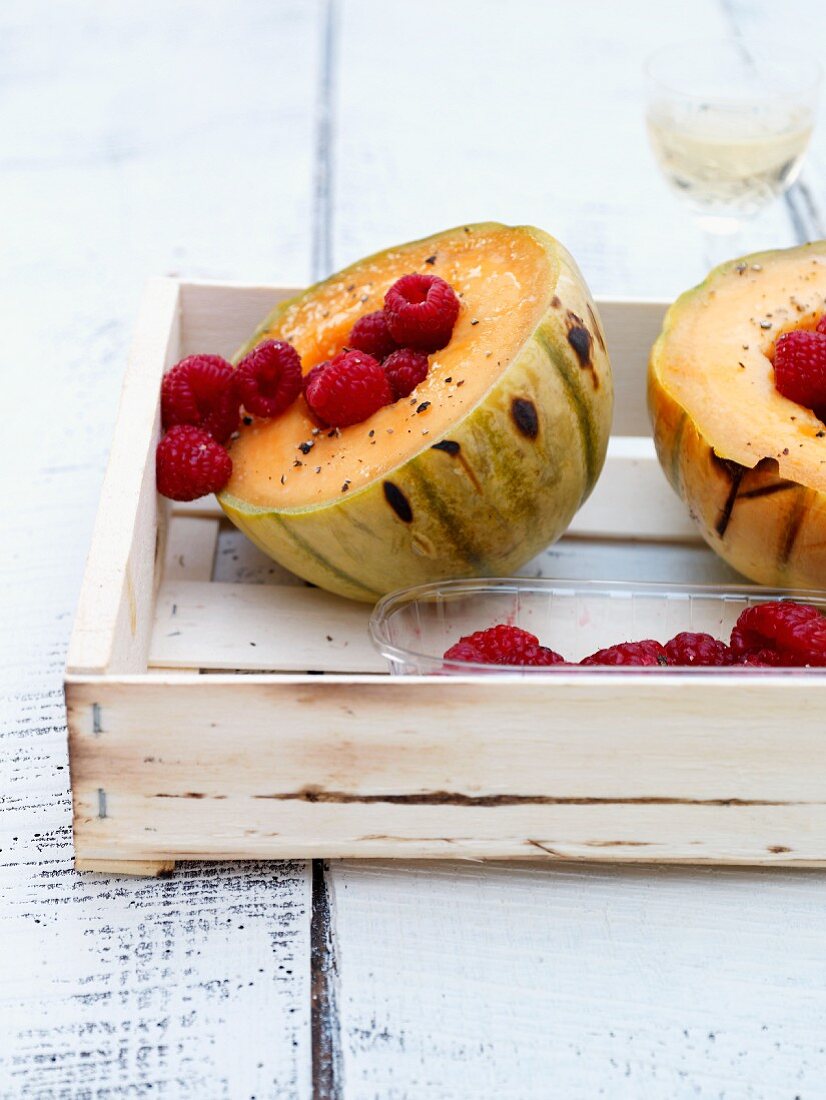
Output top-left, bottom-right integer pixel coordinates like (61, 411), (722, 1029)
(162, 516), (221, 584)
(150, 580), (384, 672)
(212, 524), (309, 586)
(66, 278), (178, 676)
(0, 1), (320, 1093)
(570, 436), (699, 541)
(330, 859), (826, 1098)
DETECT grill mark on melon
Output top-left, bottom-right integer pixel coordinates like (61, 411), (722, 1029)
(587, 303), (607, 352)
(739, 481), (797, 499)
(430, 440), (461, 456)
(780, 488), (811, 567)
(408, 465), (487, 569)
(564, 309), (598, 389)
(711, 454), (798, 538)
(510, 397), (540, 439)
(383, 481), (413, 523)
(431, 439), (483, 492)
(711, 451), (746, 538)
(268, 513), (381, 599)
(538, 331), (597, 496)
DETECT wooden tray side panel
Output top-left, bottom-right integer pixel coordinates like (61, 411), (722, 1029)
(595, 298), (668, 437)
(178, 281), (300, 360)
(67, 278), (181, 675)
(67, 675), (826, 866)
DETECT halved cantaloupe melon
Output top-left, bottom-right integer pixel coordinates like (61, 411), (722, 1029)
(219, 223), (613, 601)
(649, 240), (826, 588)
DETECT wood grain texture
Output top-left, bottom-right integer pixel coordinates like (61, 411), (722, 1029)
(66, 278), (178, 676)
(0, 1), (321, 1093)
(331, 859), (826, 1098)
(66, 673), (826, 864)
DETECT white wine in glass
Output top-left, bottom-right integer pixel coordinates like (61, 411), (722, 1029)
(645, 39), (820, 236)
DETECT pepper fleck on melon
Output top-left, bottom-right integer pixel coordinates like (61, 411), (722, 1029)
(648, 240), (826, 589)
(219, 223), (613, 601)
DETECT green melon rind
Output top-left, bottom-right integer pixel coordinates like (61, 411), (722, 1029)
(219, 224), (613, 601)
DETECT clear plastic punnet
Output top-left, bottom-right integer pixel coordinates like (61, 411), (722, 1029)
(369, 577), (826, 675)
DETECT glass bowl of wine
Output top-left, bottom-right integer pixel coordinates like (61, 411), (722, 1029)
(645, 38), (820, 235)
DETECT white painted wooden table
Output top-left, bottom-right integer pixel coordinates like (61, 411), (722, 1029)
(3, 2), (826, 1096)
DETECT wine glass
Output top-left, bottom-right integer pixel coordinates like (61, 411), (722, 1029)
(645, 39), (820, 245)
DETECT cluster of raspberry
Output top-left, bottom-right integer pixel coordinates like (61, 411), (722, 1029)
(443, 601), (826, 667)
(155, 272), (460, 501)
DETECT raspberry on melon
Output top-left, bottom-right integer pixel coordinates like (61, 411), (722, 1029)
(219, 223), (613, 601)
(648, 241), (826, 589)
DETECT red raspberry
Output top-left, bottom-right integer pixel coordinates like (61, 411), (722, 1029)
(305, 349), (393, 428)
(730, 601), (826, 666)
(156, 425), (232, 501)
(664, 632), (733, 666)
(443, 625), (565, 666)
(817, 315), (826, 336)
(348, 311), (399, 361)
(442, 640), (486, 664)
(736, 648), (783, 667)
(303, 361), (330, 394)
(580, 640), (668, 666)
(383, 348), (430, 399)
(234, 340), (302, 420)
(773, 329), (826, 412)
(161, 355), (239, 442)
(384, 274), (460, 353)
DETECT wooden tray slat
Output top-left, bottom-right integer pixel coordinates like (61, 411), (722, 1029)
(66, 675), (826, 865)
(150, 580), (384, 673)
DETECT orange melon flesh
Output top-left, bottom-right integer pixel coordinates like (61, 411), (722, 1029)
(226, 225), (554, 509)
(655, 248), (826, 489)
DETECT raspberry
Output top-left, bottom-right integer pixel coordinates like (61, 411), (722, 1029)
(304, 349), (393, 428)
(443, 625), (565, 666)
(442, 641), (486, 664)
(161, 355), (239, 442)
(664, 632), (733, 667)
(384, 273), (460, 353)
(817, 315), (826, 336)
(730, 600), (826, 666)
(383, 348), (430, 399)
(773, 330), (826, 413)
(580, 640), (668, 666)
(303, 361), (330, 393)
(156, 425), (232, 501)
(736, 648), (783, 667)
(234, 340), (302, 420)
(348, 311), (399, 361)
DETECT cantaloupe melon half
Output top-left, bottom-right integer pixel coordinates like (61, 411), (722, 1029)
(649, 240), (826, 589)
(219, 223), (613, 601)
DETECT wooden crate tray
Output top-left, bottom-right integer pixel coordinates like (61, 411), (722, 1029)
(64, 279), (826, 876)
